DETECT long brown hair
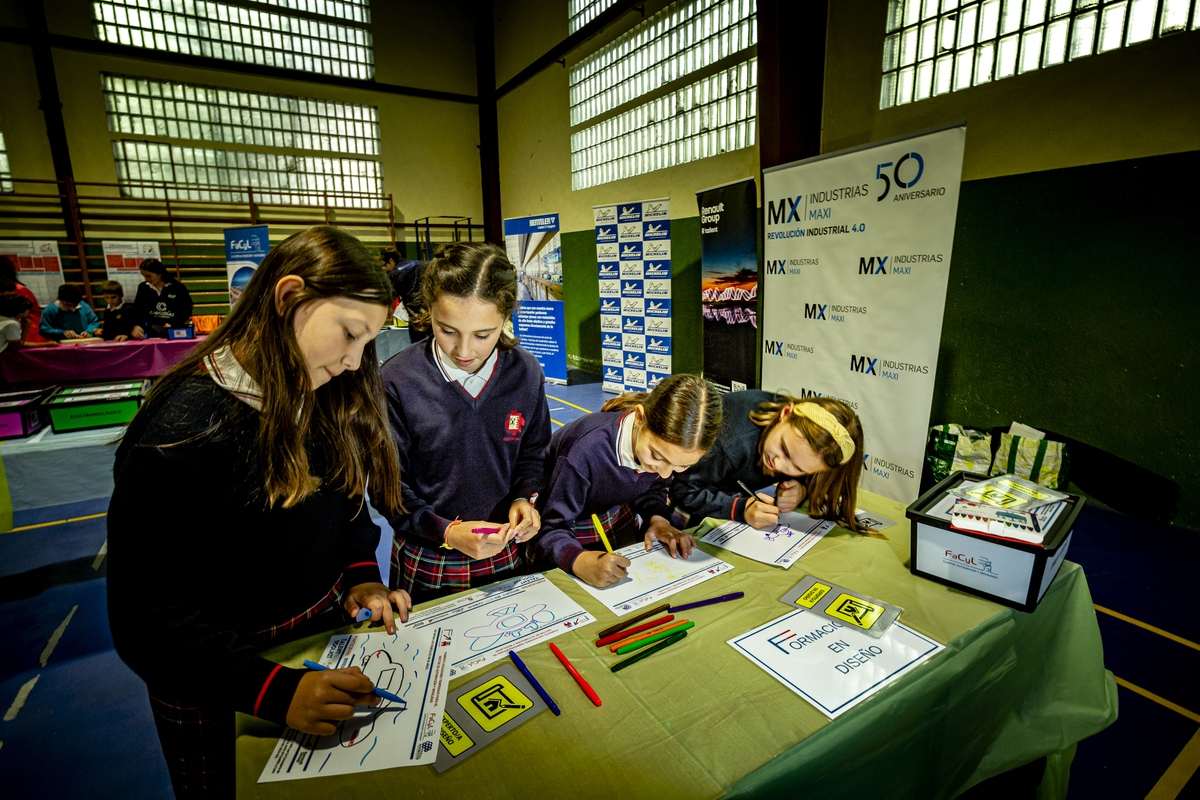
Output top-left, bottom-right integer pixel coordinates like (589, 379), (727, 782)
(750, 394), (874, 535)
(601, 374), (723, 452)
(139, 226), (403, 514)
(414, 241), (519, 350)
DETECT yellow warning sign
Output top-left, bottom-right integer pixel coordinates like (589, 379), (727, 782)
(439, 714), (475, 757)
(825, 593), (885, 629)
(795, 582), (831, 608)
(458, 676), (533, 732)
(965, 485), (1026, 508)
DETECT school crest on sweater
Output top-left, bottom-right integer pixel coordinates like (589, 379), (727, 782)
(504, 410), (526, 441)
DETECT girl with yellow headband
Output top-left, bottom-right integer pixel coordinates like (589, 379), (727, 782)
(671, 390), (873, 534)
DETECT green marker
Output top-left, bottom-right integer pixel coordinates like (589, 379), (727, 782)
(614, 621), (695, 654)
(611, 630), (688, 672)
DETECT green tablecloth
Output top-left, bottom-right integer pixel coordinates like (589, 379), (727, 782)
(235, 491), (1116, 799)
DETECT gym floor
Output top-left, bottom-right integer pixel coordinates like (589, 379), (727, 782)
(0, 380), (1196, 798)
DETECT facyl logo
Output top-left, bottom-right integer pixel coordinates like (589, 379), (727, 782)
(595, 226), (616, 242)
(804, 303), (827, 320)
(645, 300), (670, 317)
(859, 256), (887, 275)
(767, 196), (803, 225)
(645, 262), (670, 278)
(619, 205), (641, 222)
(850, 354), (878, 375)
(944, 550), (994, 573)
(624, 352), (645, 369)
(600, 299), (618, 313)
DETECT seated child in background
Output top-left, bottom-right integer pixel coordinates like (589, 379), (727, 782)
(0, 291), (33, 354)
(97, 280), (136, 341)
(39, 283), (100, 341)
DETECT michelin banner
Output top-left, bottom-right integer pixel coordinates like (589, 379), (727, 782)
(224, 225), (270, 309)
(504, 213), (567, 384)
(595, 198), (671, 394)
(697, 178), (758, 394)
(761, 123), (966, 503)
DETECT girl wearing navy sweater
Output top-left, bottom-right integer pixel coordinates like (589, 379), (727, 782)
(377, 241), (552, 604)
(671, 391), (872, 533)
(531, 374), (723, 588)
(107, 227), (408, 797)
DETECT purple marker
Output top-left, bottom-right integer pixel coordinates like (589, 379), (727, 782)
(669, 592), (745, 613)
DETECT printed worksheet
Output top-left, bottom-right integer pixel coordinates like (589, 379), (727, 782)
(404, 574), (595, 679)
(258, 627), (452, 782)
(571, 541), (734, 615)
(700, 511), (835, 568)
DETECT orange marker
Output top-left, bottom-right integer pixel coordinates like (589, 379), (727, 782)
(595, 614), (675, 648)
(608, 618), (691, 652)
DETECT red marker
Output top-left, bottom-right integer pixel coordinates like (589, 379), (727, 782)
(594, 614), (675, 648)
(548, 643), (602, 707)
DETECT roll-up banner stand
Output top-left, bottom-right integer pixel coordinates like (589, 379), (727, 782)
(504, 213), (567, 384)
(761, 122), (966, 504)
(224, 226), (270, 309)
(102, 240), (161, 298)
(595, 198), (671, 394)
(697, 178), (758, 394)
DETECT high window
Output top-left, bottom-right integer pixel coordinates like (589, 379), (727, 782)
(569, 0), (758, 190)
(0, 120), (11, 193)
(104, 74), (383, 207)
(881, 0), (1200, 109)
(93, 0), (374, 80)
(570, 0), (620, 33)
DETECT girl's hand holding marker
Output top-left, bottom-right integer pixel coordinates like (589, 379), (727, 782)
(507, 497), (541, 542)
(444, 521), (515, 559)
(574, 550), (632, 587)
(738, 479), (781, 529)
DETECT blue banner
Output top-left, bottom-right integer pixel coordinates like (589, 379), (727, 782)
(514, 301), (567, 383)
(224, 225), (270, 308)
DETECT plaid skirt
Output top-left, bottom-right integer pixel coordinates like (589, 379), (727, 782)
(146, 578), (343, 798)
(391, 536), (523, 595)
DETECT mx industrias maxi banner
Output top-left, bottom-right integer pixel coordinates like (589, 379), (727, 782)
(761, 123), (966, 503)
(595, 198), (671, 394)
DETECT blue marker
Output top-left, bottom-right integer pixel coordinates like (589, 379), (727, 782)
(302, 660), (406, 706)
(508, 649), (560, 716)
(355, 608), (372, 622)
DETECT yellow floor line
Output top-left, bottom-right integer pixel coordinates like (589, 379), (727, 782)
(1114, 676), (1200, 724)
(551, 418), (565, 426)
(92, 538), (108, 570)
(39, 605), (78, 667)
(5, 512), (107, 533)
(546, 394), (593, 414)
(1145, 725), (1200, 800)
(1094, 604), (1200, 652)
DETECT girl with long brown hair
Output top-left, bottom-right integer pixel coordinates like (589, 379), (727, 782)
(375, 241), (552, 605)
(530, 373), (723, 588)
(671, 390), (873, 534)
(107, 226), (409, 797)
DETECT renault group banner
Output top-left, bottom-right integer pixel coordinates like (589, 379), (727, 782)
(0, 239), (63, 306)
(102, 240), (161, 297)
(595, 197), (671, 394)
(761, 123), (966, 503)
(698, 178), (758, 394)
(224, 225), (270, 309)
(504, 213), (567, 384)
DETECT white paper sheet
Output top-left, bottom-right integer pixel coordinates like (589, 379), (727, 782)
(727, 608), (943, 719)
(258, 626), (452, 782)
(403, 574), (595, 679)
(700, 511), (835, 568)
(570, 541), (733, 615)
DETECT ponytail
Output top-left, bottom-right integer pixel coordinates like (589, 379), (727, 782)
(602, 374), (722, 452)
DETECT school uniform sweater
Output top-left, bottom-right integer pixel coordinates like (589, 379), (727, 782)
(133, 279), (193, 335)
(101, 302), (137, 340)
(38, 300), (100, 340)
(671, 389), (787, 526)
(106, 376), (384, 724)
(377, 339), (551, 549)
(13, 282), (46, 343)
(532, 411), (674, 574)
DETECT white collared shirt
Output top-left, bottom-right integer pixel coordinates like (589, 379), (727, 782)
(434, 342), (499, 399)
(615, 410), (651, 473)
(202, 344), (264, 410)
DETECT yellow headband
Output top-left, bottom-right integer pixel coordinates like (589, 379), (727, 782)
(792, 402), (855, 465)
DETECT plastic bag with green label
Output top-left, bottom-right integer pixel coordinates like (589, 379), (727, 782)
(989, 433), (1070, 490)
(926, 424), (993, 483)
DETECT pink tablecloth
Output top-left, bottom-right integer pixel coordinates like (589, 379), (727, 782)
(0, 336), (207, 383)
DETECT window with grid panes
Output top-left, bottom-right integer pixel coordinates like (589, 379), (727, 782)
(881, 0), (1199, 109)
(571, 59), (757, 191)
(570, 0), (758, 190)
(111, 140), (384, 208)
(570, 0), (620, 33)
(92, 0), (374, 80)
(0, 125), (11, 193)
(103, 74), (380, 157)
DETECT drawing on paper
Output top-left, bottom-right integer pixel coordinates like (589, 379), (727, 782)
(631, 560), (681, 585)
(762, 523), (798, 542)
(338, 649), (407, 755)
(462, 603), (558, 652)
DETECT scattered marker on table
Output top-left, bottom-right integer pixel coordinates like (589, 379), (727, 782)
(669, 592), (745, 614)
(611, 630), (688, 673)
(608, 619), (690, 652)
(509, 650), (561, 716)
(597, 603), (671, 640)
(595, 614), (675, 647)
(302, 660), (406, 706)
(548, 643), (602, 707)
(614, 621), (695, 654)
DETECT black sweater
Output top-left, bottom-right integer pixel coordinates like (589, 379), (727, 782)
(106, 377), (383, 723)
(132, 279), (193, 335)
(670, 389), (788, 526)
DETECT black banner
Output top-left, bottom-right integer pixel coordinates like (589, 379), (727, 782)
(697, 178), (758, 392)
